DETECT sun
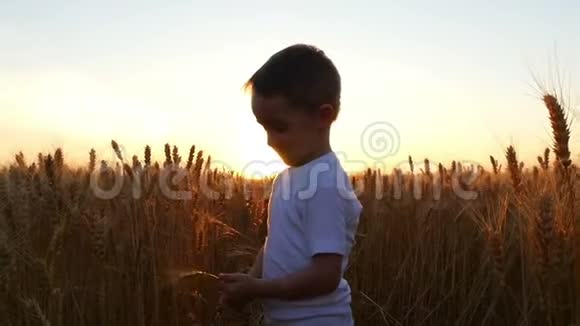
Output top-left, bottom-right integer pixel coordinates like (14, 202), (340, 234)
(228, 123), (286, 179)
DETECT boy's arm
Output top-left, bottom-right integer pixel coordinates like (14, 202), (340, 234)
(256, 186), (350, 301)
(221, 187), (357, 302)
(248, 246), (264, 278)
(254, 253), (342, 300)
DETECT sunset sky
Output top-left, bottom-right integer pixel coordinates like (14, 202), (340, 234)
(1, 1), (579, 177)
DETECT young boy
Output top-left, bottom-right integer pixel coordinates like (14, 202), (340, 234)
(218, 44), (363, 326)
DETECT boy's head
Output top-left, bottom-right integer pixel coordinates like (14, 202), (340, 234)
(244, 44), (341, 167)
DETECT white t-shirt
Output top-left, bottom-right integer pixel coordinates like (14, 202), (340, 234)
(261, 151), (363, 321)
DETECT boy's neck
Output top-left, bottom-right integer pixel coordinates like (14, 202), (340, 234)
(292, 142), (332, 167)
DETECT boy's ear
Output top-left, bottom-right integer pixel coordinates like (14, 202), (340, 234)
(316, 104), (337, 126)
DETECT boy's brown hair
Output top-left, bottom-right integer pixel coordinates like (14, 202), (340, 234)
(243, 44), (341, 119)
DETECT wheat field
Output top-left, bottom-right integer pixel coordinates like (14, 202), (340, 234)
(0, 94), (577, 325)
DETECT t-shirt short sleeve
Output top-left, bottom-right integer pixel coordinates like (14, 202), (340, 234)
(302, 186), (350, 257)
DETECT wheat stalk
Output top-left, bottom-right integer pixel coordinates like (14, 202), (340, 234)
(490, 155), (501, 175)
(543, 148), (550, 170)
(111, 140), (124, 162)
(21, 297), (51, 326)
(144, 145), (152, 167)
(15, 151), (26, 170)
(543, 94), (571, 168)
(505, 145), (521, 192)
(533, 166), (539, 183)
(54, 148), (64, 173)
(536, 194), (555, 283)
(44, 154), (55, 189)
(164, 143), (172, 167)
(186, 145), (196, 171)
(85, 212), (107, 262)
(488, 231), (506, 288)
(89, 149), (97, 173)
(423, 158), (431, 177)
(172, 146), (181, 166)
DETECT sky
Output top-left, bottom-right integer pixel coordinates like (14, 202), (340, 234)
(1, 0), (579, 177)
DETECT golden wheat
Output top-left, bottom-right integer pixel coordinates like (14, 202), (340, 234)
(0, 92), (575, 325)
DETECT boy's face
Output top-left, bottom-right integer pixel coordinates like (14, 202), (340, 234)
(251, 94), (333, 167)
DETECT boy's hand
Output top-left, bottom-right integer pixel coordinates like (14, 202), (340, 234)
(218, 273), (259, 302)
